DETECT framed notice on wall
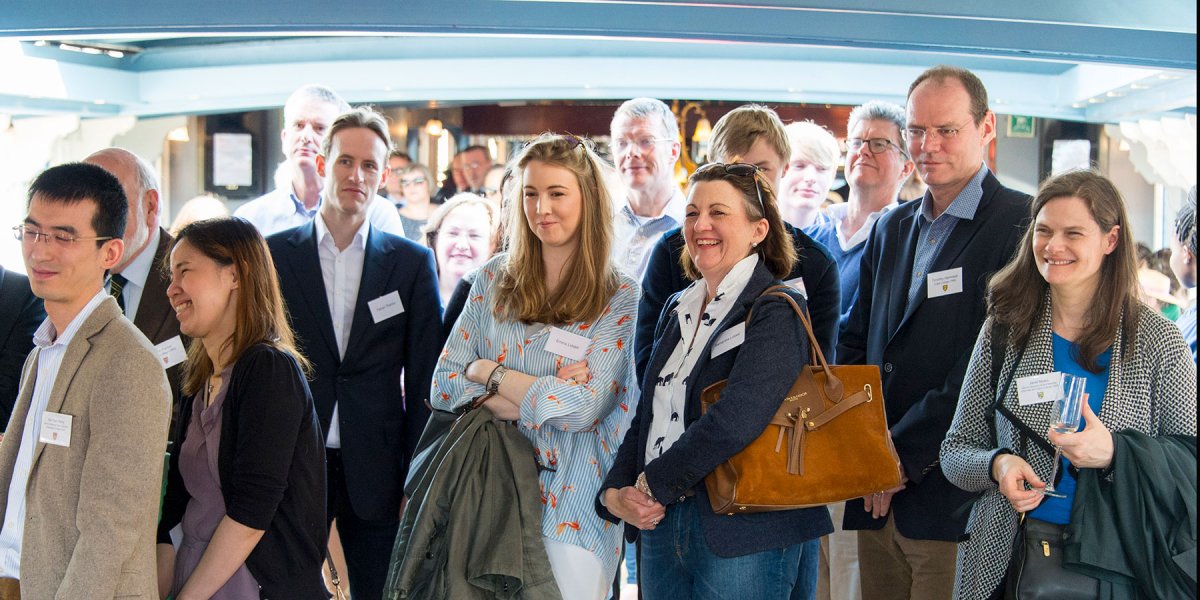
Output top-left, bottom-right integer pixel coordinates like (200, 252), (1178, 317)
(212, 133), (253, 187)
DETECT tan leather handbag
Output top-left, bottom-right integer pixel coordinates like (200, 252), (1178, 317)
(701, 287), (903, 514)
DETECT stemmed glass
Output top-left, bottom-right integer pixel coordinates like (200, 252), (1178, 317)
(1042, 373), (1086, 498)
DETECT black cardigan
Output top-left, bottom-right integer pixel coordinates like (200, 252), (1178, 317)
(160, 343), (327, 599)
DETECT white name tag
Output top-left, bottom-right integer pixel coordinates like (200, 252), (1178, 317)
(545, 327), (590, 361)
(368, 291), (405, 324)
(39, 412), (73, 447)
(1016, 372), (1063, 406)
(155, 335), (187, 369)
(784, 277), (808, 299)
(927, 267), (964, 299)
(711, 322), (746, 358)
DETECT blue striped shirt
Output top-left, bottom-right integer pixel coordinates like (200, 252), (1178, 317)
(906, 165), (988, 309)
(432, 254), (640, 575)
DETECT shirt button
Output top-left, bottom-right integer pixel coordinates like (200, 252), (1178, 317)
(916, 272), (923, 278)
(884, 362), (894, 373)
(929, 239), (937, 245)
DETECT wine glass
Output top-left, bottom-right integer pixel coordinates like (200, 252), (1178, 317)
(1042, 373), (1086, 498)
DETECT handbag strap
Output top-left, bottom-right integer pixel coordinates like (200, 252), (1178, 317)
(754, 285), (844, 403)
(986, 323), (1055, 458)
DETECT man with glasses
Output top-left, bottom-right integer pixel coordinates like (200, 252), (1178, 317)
(383, 149), (413, 201)
(458, 145), (492, 194)
(837, 66), (1030, 600)
(234, 84), (405, 237)
(609, 97), (687, 279)
(0, 163), (171, 599)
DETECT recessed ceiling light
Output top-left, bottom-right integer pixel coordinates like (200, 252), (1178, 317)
(1106, 91), (1124, 98)
(1071, 102), (1086, 109)
(1087, 97), (1104, 104)
(1130, 83), (1151, 90)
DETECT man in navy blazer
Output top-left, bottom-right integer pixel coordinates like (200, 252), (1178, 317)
(837, 66), (1030, 599)
(268, 107), (442, 599)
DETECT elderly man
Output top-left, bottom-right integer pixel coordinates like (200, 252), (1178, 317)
(0, 163), (171, 598)
(838, 65), (1031, 600)
(234, 84), (404, 237)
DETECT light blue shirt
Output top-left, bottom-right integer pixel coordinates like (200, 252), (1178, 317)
(1178, 303), (1196, 361)
(108, 227), (160, 321)
(0, 289), (108, 577)
(906, 165), (988, 310)
(233, 186), (405, 238)
(611, 189), (686, 280)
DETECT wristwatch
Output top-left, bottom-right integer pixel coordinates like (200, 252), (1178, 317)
(486, 364), (509, 395)
(635, 472), (657, 503)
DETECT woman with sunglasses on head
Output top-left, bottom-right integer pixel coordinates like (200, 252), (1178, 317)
(598, 163), (832, 599)
(940, 171), (1196, 600)
(396, 163), (437, 242)
(430, 134), (639, 599)
(160, 217), (327, 599)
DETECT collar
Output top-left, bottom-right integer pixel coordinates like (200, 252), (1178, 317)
(34, 289), (108, 348)
(314, 211), (370, 251)
(920, 163), (988, 223)
(289, 185), (322, 218)
(623, 187), (687, 224)
(117, 226), (160, 290)
(826, 199), (898, 248)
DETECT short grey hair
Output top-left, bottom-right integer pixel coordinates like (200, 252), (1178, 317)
(611, 97), (679, 141)
(284, 84), (350, 122)
(848, 101), (907, 142)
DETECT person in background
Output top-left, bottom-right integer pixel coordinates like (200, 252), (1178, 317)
(0, 267), (42, 427)
(431, 134), (639, 600)
(458, 145), (493, 194)
(1, 162), (171, 598)
(396, 163), (438, 242)
(162, 217), (327, 599)
(600, 162), (831, 600)
(423, 192), (501, 306)
(1136, 267), (1183, 319)
(778, 121), (841, 229)
(170, 195), (230, 237)
(837, 65), (1031, 600)
(482, 163), (506, 207)
(383, 149), (413, 201)
(233, 85), (403, 237)
(1169, 186), (1196, 358)
(940, 170), (1196, 599)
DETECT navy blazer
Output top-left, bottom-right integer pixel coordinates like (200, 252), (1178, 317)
(636, 222), (840, 384)
(600, 261), (833, 557)
(0, 267), (43, 426)
(838, 170), (1030, 541)
(268, 221), (443, 520)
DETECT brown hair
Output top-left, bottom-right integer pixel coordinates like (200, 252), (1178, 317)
(169, 217), (311, 395)
(494, 133), (618, 325)
(681, 164), (797, 280)
(907, 65), (990, 125)
(709, 104), (791, 166)
(988, 170), (1138, 372)
(320, 106), (392, 158)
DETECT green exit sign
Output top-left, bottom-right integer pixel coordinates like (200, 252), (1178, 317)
(1007, 115), (1036, 138)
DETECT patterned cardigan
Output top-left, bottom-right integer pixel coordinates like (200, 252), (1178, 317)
(940, 300), (1197, 600)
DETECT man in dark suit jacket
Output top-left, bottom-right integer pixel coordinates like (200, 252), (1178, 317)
(837, 66), (1031, 599)
(268, 107), (442, 599)
(0, 267), (43, 426)
(636, 105), (840, 383)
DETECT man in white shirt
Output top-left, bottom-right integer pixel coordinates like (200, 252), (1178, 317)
(234, 85), (404, 237)
(266, 107), (442, 600)
(0, 162), (171, 598)
(609, 98), (687, 279)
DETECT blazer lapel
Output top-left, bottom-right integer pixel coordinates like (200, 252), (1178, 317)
(133, 228), (175, 341)
(287, 222), (340, 361)
(344, 227), (398, 364)
(886, 205), (921, 340)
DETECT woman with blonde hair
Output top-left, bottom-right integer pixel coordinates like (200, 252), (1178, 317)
(421, 192), (500, 305)
(431, 134), (640, 599)
(160, 217), (327, 599)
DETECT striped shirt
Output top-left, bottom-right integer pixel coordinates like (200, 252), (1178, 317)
(432, 254), (639, 575)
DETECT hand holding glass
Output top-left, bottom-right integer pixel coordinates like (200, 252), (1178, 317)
(1042, 374), (1086, 498)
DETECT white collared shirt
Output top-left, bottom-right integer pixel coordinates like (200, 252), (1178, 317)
(0, 289), (108, 577)
(645, 254), (759, 465)
(314, 213), (370, 449)
(611, 188), (687, 280)
(234, 185), (405, 239)
(109, 227), (161, 321)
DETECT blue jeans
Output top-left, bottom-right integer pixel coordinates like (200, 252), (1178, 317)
(789, 538), (819, 600)
(639, 496), (803, 600)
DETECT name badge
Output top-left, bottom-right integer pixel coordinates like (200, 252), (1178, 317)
(545, 327), (590, 361)
(156, 335), (187, 369)
(711, 322), (746, 358)
(783, 277), (808, 300)
(927, 267), (964, 299)
(39, 412), (73, 447)
(368, 291), (405, 324)
(1016, 372), (1063, 406)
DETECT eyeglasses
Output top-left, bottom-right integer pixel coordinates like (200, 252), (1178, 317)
(13, 224), (115, 247)
(695, 163), (765, 213)
(848, 137), (909, 158)
(400, 177), (427, 187)
(903, 124), (966, 144)
(611, 136), (671, 155)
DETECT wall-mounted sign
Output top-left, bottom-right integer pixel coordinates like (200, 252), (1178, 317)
(1007, 115), (1036, 138)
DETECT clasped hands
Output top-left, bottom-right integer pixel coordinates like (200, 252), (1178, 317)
(994, 401), (1112, 513)
(604, 487), (666, 531)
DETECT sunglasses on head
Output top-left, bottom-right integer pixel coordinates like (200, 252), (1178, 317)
(696, 162), (765, 213)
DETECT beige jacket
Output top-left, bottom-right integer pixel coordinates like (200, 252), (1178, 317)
(0, 297), (171, 599)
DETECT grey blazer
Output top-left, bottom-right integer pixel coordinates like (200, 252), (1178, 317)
(0, 297), (172, 599)
(940, 300), (1197, 600)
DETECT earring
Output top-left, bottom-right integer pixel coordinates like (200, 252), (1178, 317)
(751, 241), (758, 249)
